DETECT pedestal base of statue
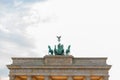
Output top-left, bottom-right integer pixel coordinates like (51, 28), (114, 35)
(44, 55), (73, 65)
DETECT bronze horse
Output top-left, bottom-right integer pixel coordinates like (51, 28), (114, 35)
(66, 45), (71, 55)
(48, 45), (53, 55)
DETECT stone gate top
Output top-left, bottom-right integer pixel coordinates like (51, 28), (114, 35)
(8, 55), (111, 69)
(7, 55), (111, 80)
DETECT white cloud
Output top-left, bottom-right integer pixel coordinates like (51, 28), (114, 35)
(46, 0), (120, 24)
(13, 0), (23, 7)
(0, 0), (48, 79)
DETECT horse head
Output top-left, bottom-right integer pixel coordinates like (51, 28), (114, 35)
(66, 45), (71, 54)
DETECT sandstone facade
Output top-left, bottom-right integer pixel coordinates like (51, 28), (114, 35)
(7, 55), (111, 80)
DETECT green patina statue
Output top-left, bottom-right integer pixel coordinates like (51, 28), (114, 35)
(57, 36), (61, 42)
(48, 36), (71, 55)
(66, 45), (71, 55)
(48, 45), (53, 55)
(54, 43), (64, 55)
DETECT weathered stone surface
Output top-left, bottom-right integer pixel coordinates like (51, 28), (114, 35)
(10, 69), (109, 76)
(7, 55), (111, 80)
(44, 55), (73, 65)
(10, 56), (108, 66)
(12, 58), (44, 65)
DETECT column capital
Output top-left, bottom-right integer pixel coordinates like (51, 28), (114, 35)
(104, 75), (109, 77)
(85, 75), (90, 77)
(67, 76), (73, 77)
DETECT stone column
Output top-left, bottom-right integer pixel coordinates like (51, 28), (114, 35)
(44, 76), (49, 80)
(103, 76), (109, 80)
(27, 76), (32, 80)
(85, 76), (90, 80)
(67, 76), (73, 80)
(9, 75), (15, 80)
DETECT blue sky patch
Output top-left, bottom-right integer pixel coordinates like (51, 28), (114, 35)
(0, 0), (46, 6)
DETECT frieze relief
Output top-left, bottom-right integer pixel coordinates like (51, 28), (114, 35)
(10, 69), (108, 76)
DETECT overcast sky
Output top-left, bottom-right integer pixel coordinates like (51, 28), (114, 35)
(0, 0), (120, 80)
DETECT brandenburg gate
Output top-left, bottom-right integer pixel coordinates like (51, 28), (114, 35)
(7, 36), (111, 80)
